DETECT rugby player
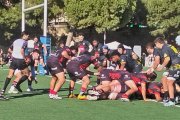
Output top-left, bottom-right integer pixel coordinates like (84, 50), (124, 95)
(47, 46), (72, 99)
(1, 31), (29, 94)
(145, 42), (162, 74)
(154, 37), (179, 106)
(8, 49), (40, 93)
(66, 50), (100, 100)
(117, 43), (142, 73)
(33, 36), (47, 75)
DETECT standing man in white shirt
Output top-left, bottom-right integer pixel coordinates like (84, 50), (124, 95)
(1, 31), (29, 94)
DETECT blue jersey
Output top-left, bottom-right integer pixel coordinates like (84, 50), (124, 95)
(120, 49), (141, 69)
(153, 48), (163, 63)
(161, 44), (179, 67)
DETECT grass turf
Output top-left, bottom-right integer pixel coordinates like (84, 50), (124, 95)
(0, 67), (179, 120)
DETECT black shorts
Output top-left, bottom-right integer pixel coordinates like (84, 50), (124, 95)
(66, 61), (87, 81)
(47, 56), (64, 75)
(120, 81), (130, 93)
(9, 58), (27, 70)
(99, 69), (112, 82)
(121, 73), (132, 82)
(167, 69), (180, 81)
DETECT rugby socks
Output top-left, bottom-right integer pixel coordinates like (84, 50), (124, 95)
(49, 89), (53, 94)
(35, 66), (38, 74)
(177, 92), (180, 97)
(35, 66), (38, 71)
(12, 81), (18, 87)
(69, 87), (74, 94)
(49, 89), (57, 95)
(170, 98), (175, 102)
(96, 78), (100, 85)
(31, 76), (38, 84)
(2, 77), (11, 91)
(79, 87), (86, 95)
(28, 79), (32, 88)
(163, 91), (169, 100)
(122, 93), (129, 98)
(16, 75), (28, 87)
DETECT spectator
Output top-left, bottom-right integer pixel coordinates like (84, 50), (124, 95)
(91, 39), (103, 54)
(75, 33), (93, 55)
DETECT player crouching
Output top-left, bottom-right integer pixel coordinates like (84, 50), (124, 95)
(87, 68), (138, 101)
(66, 50), (100, 100)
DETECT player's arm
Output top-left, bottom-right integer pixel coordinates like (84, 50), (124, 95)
(0, 49), (3, 54)
(120, 61), (126, 70)
(42, 44), (47, 55)
(62, 50), (71, 60)
(87, 42), (93, 52)
(147, 55), (160, 73)
(20, 48), (25, 59)
(161, 56), (170, 68)
(21, 42), (27, 59)
(77, 47), (82, 56)
(8, 44), (13, 54)
(154, 93), (162, 102)
(119, 55), (126, 70)
(8, 48), (12, 54)
(157, 49), (171, 71)
(85, 60), (100, 76)
(151, 49), (161, 71)
(153, 56), (160, 69)
(156, 56), (170, 71)
(115, 64), (120, 70)
(102, 58), (107, 67)
(106, 59), (110, 67)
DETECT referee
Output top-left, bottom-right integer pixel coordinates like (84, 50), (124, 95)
(1, 31), (29, 95)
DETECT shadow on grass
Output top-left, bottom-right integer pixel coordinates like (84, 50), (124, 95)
(8, 87), (70, 99)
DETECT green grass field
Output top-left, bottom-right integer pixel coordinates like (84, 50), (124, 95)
(0, 66), (179, 120)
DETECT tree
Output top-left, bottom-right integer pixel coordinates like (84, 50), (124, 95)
(142, 0), (180, 36)
(64, 0), (136, 33)
(0, 0), (64, 44)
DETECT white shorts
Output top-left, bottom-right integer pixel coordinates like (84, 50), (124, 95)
(14, 69), (21, 76)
